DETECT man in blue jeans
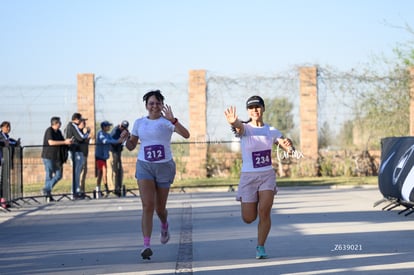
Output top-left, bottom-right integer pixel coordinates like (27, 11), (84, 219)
(65, 113), (90, 199)
(41, 117), (73, 201)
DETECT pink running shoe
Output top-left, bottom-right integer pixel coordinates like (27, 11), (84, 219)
(160, 224), (170, 244)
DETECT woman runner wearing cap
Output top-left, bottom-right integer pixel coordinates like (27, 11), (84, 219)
(126, 90), (190, 260)
(224, 95), (293, 259)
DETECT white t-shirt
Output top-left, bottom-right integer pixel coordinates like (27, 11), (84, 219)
(240, 123), (283, 172)
(131, 116), (175, 163)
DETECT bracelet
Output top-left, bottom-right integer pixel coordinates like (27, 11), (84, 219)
(171, 118), (178, 125)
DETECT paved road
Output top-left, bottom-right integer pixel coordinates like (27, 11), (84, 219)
(1, 186), (414, 275)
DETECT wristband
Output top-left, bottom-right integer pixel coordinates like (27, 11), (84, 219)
(172, 118), (178, 125)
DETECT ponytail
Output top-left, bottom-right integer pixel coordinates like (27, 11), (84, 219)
(231, 118), (251, 136)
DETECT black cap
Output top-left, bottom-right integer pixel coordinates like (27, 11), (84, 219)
(121, 120), (129, 129)
(101, 121), (112, 128)
(246, 95), (265, 108)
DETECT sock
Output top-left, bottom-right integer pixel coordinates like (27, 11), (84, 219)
(161, 221), (168, 230)
(144, 236), (151, 248)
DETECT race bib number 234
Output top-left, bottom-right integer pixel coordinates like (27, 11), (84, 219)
(252, 149), (272, 168)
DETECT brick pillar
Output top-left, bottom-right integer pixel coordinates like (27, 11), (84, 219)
(299, 67), (318, 174)
(188, 70), (207, 177)
(77, 73), (96, 181)
(410, 67), (414, 136)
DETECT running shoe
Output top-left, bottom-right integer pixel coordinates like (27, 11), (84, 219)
(256, 246), (268, 259)
(140, 247), (153, 260)
(160, 225), (170, 244)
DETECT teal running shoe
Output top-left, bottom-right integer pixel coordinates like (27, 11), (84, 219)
(256, 246), (268, 259)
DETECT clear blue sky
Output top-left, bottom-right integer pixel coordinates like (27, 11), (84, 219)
(1, 0), (414, 85)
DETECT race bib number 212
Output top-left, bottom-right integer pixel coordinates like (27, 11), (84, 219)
(144, 145), (165, 162)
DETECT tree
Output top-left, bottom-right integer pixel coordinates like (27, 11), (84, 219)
(322, 25), (413, 150)
(353, 67), (410, 149)
(336, 120), (354, 148)
(350, 32), (413, 149)
(319, 121), (333, 149)
(262, 97), (294, 135)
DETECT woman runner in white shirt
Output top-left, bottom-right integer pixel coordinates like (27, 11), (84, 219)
(126, 90), (190, 260)
(224, 95), (293, 259)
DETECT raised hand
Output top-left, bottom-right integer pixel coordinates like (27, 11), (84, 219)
(162, 104), (175, 122)
(224, 106), (238, 125)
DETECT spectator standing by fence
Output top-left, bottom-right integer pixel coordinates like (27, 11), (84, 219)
(78, 118), (91, 196)
(110, 120), (129, 197)
(41, 117), (73, 201)
(65, 113), (90, 199)
(1, 121), (21, 206)
(125, 90), (190, 260)
(0, 134), (5, 209)
(95, 121), (128, 197)
(0, 121), (20, 164)
(224, 95), (293, 259)
(0, 122), (11, 182)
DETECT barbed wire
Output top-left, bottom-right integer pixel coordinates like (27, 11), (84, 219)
(1, 65), (410, 147)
